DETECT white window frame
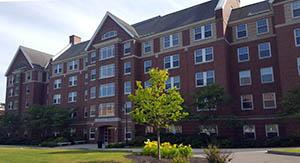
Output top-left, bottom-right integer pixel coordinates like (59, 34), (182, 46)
(54, 79), (62, 89)
(195, 70), (215, 87)
(265, 124), (279, 138)
(256, 18), (269, 35)
(243, 125), (256, 140)
(294, 29), (300, 47)
(194, 47), (214, 64)
(241, 94), (254, 111)
(90, 52), (97, 64)
(239, 70), (252, 86)
(123, 42), (131, 55)
(236, 24), (248, 39)
(124, 62), (131, 75)
(90, 86), (96, 99)
(166, 76), (180, 90)
(90, 69), (97, 81)
(237, 47), (250, 62)
(199, 125), (218, 136)
(144, 60), (152, 74)
(260, 67), (274, 84)
(100, 45), (115, 60)
(193, 24), (213, 41)
(53, 64), (63, 75)
(68, 92), (77, 103)
(163, 33), (179, 49)
(258, 42), (272, 59)
(124, 81), (132, 95)
(68, 60), (79, 71)
(164, 54), (180, 70)
(124, 129), (132, 141)
(292, 1), (300, 18)
(143, 41), (153, 54)
(100, 64), (115, 79)
(89, 128), (96, 140)
(90, 105), (96, 118)
(298, 57), (300, 76)
(102, 31), (117, 40)
(68, 76), (77, 87)
(99, 103), (115, 117)
(8, 101), (13, 110)
(99, 83), (115, 98)
(53, 94), (61, 105)
(124, 101), (132, 115)
(263, 92), (277, 109)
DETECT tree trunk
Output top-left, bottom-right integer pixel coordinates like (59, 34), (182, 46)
(157, 128), (161, 160)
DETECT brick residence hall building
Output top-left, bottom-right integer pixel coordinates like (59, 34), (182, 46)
(4, 0), (300, 144)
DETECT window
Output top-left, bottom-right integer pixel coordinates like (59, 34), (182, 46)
(239, 70), (251, 86)
(53, 94), (61, 104)
(99, 103), (115, 117)
(99, 83), (115, 97)
(90, 69), (97, 81)
(102, 31), (117, 40)
(68, 60), (79, 71)
(90, 105), (96, 117)
(70, 128), (76, 136)
(237, 47), (249, 62)
(164, 54), (180, 69)
(53, 64), (63, 75)
(54, 79), (62, 89)
(145, 126), (154, 134)
(8, 101), (13, 110)
(84, 56), (89, 67)
(236, 24), (248, 39)
(90, 87), (96, 99)
(199, 125), (218, 136)
(124, 81), (131, 95)
(14, 87), (19, 96)
(144, 60), (152, 73)
(25, 71), (32, 81)
(68, 92), (77, 103)
(143, 41), (153, 54)
(241, 95), (253, 110)
(124, 102), (132, 114)
(265, 124), (279, 139)
(258, 42), (271, 59)
(243, 125), (256, 140)
(256, 19), (269, 34)
(90, 52), (97, 64)
(166, 125), (182, 134)
(194, 47), (213, 64)
(100, 64), (115, 79)
(195, 70), (215, 87)
(294, 29), (300, 47)
(9, 88), (13, 97)
(124, 129), (132, 141)
(292, 1), (300, 18)
(123, 42), (131, 55)
(163, 33), (179, 48)
(166, 76), (180, 89)
(144, 80), (151, 88)
(124, 62), (131, 75)
(13, 100), (19, 110)
(68, 76), (77, 87)
(263, 93), (277, 109)
(298, 57), (300, 75)
(100, 45), (115, 60)
(261, 67), (274, 84)
(89, 128), (96, 140)
(84, 108), (88, 118)
(193, 24), (212, 41)
(84, 90), (88, 101)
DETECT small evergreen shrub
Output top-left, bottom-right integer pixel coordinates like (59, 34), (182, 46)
(204, 145), (232, 163)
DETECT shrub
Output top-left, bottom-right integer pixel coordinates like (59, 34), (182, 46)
(204, 145), (232, 163)
(40, 137), (69, 147)
(142, 139), (192, 160)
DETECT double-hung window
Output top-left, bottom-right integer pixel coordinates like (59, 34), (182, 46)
(124, 62), (131, 75)
(194, 47), (213, 64)
(143, 41), (152, 54)
(193, 24), (212, 41)
(256, 19), (269, 35)
(68, 60), (79, 71)
(199, 125), (218, 136)
(265, 124), (279, 139)
(90, 69), (97, 81)
(99, 83), (115, 97)
(258, 42), (271, 59)
(99, 103), (115, 117)
(164, 54), (180, 69)
(90, 105), (96, 118)
(123, 42), (131, 55)
(294, 29), (300, 47)
(102, 31), (117, 40)
(195, 70), (215, 87)
(236, 24), (248, 39)
(124, 102), (132, 114)
(261, 67), (274, 84)
(53, 64), (63, 75)
(292, 1), (300, 18)
(53, 94), (61, 104)
(237, 47), (249, 62)
(124, 81), (132, 95)
(241, 94), (253, 110)
(100, 45), (115, 60)
(298, 57), (300, 75)
(68, 92), (77, 103)
(165, 76), (180, 90)
(239, 70), (251, 86)
(54, 79), (62, 89)
(263, 93), (277, 109)
(243, 125), (256, 140)
(100, 64), (115, 79)
(144, 60), (152, 73)
(68, 76), (77, 87)
(90, 52), (97, 64)
(163, 33), (179, 48)
(89, 128), (96, 140)
(90, 87), (96, 99)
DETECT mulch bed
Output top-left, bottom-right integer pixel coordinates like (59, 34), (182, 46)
(126, 154), (208, 163)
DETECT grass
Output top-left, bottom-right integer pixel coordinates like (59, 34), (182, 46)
(272, 148), (300, 153)
(0, 147), (132, 163)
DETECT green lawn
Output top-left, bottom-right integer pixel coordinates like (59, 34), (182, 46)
(0, 147), (132, 163)
(272, 148), (300, 153)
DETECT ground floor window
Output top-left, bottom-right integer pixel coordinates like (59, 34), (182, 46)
(166, 125), (182, 134)
(243, 125), (256, 140)
(70, 128), (76, 137)
(145, 126), (154, 134)
(89, 128), (96, 140)
(199, 125), (218, 136)
(265, 124), (279, 139)
(124, 129), (132, 141)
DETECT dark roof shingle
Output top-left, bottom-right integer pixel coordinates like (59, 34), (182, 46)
(55, 40), (89, 61)
(20, 46), (53, 68)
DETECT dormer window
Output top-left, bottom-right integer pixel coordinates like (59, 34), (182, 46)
(102, 31), (117, 40)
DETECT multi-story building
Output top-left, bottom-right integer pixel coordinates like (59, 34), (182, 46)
(5, 0), (300, 144)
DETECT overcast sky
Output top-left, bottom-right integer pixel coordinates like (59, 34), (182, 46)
(0, 0), (263, 103)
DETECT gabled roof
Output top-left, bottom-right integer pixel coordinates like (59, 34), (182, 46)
(229, 0), (271, 22)
(5, 46), (53, 76)
(54, 40), (89, 62)
(132, 0), (219, 37)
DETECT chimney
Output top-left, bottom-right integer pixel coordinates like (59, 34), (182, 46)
(69, 35), (81, 45)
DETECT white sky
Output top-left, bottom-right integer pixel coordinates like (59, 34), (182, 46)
(0, 0), (263, 103)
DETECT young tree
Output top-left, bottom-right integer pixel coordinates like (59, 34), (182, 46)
(129, 68), (188, 160)
(282, 87), (300, 115)
(0, 112), (23, 136)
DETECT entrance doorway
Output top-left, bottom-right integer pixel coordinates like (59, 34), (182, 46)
(98, 126), (117, 145)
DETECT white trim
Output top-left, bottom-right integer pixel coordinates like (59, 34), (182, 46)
(291, 1), (300, 19)
(260, 67), (274, 84)
(194, 47), (214, 65)
(237, 46), (250, 63)
(262, 92), (277, 109)
(243, 125), (256, 140)
(85, 12), (137, 51)
(239, 70), (252, 86)
(265, 124), (279, 138)
(256, 18), (270, 35)
(294, 28), (300, 47)
(241, 94), (254, 111)
(215, 0), (227, 11)
(297, 57), (300, 76)
(236, 24), (248, 40)
(258, 42), (272, 59)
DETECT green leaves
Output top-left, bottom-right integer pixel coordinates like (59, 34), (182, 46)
(282, 87), (300, 115)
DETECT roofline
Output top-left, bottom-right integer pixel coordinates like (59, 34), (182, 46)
(215, 0), (227, 11)
(85, 12), (137, 51)
(52, 43), (72, 62)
